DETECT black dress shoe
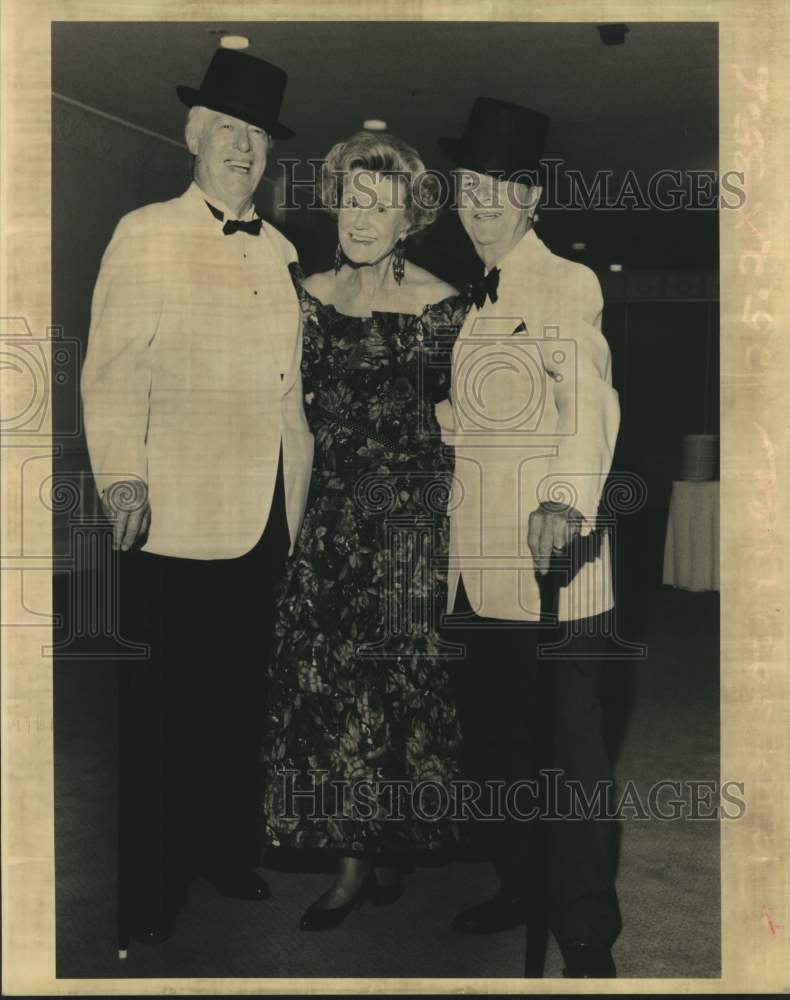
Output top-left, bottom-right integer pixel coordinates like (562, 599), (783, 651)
(451, 893), (528, 933)
(131, 905), (178, 946)
(369, 872), (403, 906)
(209, 868), (270, 900)
(129, 875), (188, 945)
(299, 878), (372, 931)
(560, 941), (616, 978)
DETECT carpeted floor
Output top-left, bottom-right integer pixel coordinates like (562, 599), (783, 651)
(53, 586), (720, 980)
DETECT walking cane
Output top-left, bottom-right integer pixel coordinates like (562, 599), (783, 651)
(523, 540), (570, 978)
(524, 535), (584, 979)
(525, 529), (597, 977)
(117, 660), (131, 958)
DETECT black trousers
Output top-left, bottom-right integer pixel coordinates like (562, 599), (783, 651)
(118, 457), (289, 915)
(445, 578), (622, 948)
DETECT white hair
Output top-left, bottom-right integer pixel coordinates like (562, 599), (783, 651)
(184, 105), (273, 154)
(185, 106), (211, 152)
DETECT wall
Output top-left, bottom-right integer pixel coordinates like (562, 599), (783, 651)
(601, 273), (719, 624)
(53, 97), (189, 442)
(52, 98), (190, 551)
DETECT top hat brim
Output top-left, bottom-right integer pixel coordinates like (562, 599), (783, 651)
(438, 136), (543, 182)
(177, 85), (294, 140)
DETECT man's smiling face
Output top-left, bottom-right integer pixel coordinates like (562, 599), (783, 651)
(455, 169), (533, 252)
(189, 107), (269, 210)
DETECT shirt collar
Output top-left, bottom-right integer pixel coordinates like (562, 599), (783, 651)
(488, 226), (543, 276)
(188, 181), (258, 223)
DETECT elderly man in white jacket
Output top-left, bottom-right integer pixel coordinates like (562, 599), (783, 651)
(81, 50), (313, 947)
(437, 98), (621, 978)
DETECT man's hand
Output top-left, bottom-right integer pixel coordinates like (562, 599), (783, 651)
(100, 480), (151, 551)
(527, 501), (584, 576)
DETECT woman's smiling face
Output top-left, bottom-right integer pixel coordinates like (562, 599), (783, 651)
(337, 169), (411, 265)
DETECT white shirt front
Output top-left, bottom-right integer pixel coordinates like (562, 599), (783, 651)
(195, 182), (297, 379)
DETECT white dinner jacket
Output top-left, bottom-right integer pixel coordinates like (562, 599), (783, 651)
(81, 182), (314, 559)
(437, 229), (620, 621)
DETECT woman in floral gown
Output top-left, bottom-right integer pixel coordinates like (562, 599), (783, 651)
(261, 130), (470, 930)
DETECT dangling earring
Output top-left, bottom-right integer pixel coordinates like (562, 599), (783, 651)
(333, 243), (346, 274)
(392, 239), (406, 285)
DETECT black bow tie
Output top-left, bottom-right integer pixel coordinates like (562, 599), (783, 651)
(223, 217), (262, 236)
(205, 200), (262, 236)
(470, 266), (501, 309)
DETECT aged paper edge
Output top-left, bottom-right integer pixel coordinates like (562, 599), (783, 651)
(1, 0), (787, 994)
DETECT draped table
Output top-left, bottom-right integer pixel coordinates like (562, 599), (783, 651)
(662, 480), (720, 592)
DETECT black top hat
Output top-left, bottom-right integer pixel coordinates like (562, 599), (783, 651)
(177, 48), (294, 139)
(439, 97), (550, 180)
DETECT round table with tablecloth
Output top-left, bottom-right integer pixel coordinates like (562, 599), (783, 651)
(662, 480), (720, 592)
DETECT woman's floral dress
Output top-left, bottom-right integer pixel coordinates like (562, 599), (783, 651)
(261, 275), (471, 861)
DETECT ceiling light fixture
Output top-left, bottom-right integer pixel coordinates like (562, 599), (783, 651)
(609, 264), (623, 272)
(363, 119), (388, 131)
(571, 242), (586, 251)
(219, 35), (250, 49)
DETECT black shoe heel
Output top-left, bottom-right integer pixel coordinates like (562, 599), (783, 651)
(299, 877), (372, 931)
(369, 872), (403, 906)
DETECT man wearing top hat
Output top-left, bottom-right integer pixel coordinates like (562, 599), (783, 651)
(81, 49), (313, 944)
(436, 98), (622, 977)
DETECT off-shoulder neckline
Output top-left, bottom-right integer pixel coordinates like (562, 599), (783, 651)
(298, 280), (465, 320)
